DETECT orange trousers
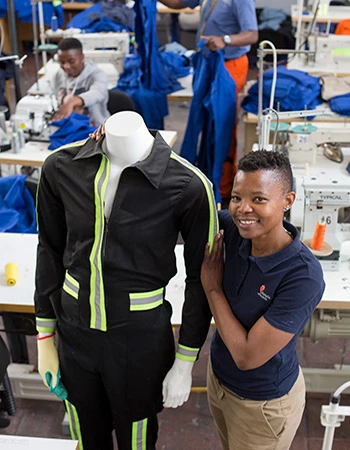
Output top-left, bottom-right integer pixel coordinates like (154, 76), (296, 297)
(220, 54), (249, 200)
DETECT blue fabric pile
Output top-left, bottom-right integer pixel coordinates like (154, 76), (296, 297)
(180, 47), (236, 203)
(12, 0), (64, 26)
(259, 8), (287, 31)
(159, 52), (191, 79)
(328, 93), (350, 116)
(49, 113), (97, 150)
(242, 66), (322, 114)
(68, 1), (134, 32)
(0, 175), (36, 233)
(116, 0), (183, 129)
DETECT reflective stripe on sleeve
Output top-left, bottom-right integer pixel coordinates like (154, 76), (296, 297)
(132, 418), (148, 450)
(129, 287), (164, 311)
(170, 152), (218, 250)
(62, 271), (80, 300)
(89, 156), (110, 331)
(176, 343), (200, 362)
(36, 317), (57, 333)
(65, 400), (84, 450)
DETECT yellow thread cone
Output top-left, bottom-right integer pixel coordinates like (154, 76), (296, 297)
(5, 263), (18, 286)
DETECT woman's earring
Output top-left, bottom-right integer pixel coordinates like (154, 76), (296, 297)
(284, 207), (289, 212)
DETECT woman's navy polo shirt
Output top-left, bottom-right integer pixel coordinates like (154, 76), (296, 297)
(211, 210), (325, 400)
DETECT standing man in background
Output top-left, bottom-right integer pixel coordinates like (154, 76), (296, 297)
(159, 0), (258, 204)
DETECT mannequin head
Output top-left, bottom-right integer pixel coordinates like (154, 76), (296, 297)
(104, 111), (154, 167)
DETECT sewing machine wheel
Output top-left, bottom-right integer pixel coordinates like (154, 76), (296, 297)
(322, 143), (344, 163)
(303, 239), (333, 257)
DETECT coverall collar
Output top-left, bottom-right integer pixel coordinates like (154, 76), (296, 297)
(73, 131), (171, 189)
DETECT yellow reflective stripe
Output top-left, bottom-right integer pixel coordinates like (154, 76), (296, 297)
(170, 152), (218, 251)
(53, 138), (89, 152)
(63, 272), (79, 300)
(65, 400), (84, 450)
(129, 287), (164, 299)
(176, 344), (200, 362)
(36, 318), (56, 333)
(132, 418), (148, 450)
(65, 272), (79, 289)
(63, 284), (78, 300)
(89, 156), (109, 331)
(129, 288), (164, 311)
(130, 300), (163, 311)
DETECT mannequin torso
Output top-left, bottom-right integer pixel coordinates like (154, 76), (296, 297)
(103, 111), (154, 218)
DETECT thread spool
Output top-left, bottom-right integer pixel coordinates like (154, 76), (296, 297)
(5, 263), (18, 286)
(310, 219), (326, 251)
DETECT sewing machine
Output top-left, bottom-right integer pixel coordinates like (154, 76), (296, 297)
(285, 120), (350, 165)
(289, 1), (350, 73)
(290, 150), (350, 271)
(11, 94), (58, 142)
(73, 32), (130, 75)
(306, 34), (350, 73)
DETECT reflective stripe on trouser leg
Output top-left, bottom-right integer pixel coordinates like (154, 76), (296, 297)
(65, 399), (84, 450)
(132, 418), (148, 450)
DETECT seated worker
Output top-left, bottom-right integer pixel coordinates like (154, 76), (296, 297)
(49, 38), (110, 126)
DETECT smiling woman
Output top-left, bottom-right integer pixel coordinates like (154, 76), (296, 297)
(200, 150), (326, 450)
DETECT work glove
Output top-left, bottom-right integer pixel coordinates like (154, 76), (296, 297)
(162, 358), (194, 408)
(37, 334), (68, 400)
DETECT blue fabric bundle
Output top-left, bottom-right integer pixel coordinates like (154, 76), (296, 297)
(49, 113), (97, 150)
(328, 93), (350, 116)
(159, 52), (191, 79)
(259, 8), (287, 31)
(117, 0), (183, 129)
(0, 175), (36, 233)
(242, 66), (322, 114)
(13, 0), (64, 26)
(68, 1), (134, 32)
(83, 16), (127, 33)
(180, 47), (236, 203)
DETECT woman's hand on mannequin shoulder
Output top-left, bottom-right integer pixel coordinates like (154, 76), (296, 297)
(89, 123), (106, 141)
(201, 230), (224, 297)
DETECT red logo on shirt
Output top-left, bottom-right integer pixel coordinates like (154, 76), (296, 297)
(259, 285), (265, 293)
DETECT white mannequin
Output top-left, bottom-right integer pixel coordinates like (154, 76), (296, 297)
(37, 111), (194, 408)
(103, 111), (154, 217)
(104, 111), (194, 407)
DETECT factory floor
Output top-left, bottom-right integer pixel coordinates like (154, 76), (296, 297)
(1, 22), (350, 450)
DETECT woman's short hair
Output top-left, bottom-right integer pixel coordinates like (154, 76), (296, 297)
(237, 150), (293, 193)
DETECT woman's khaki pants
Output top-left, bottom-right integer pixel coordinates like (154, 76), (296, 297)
(207, 360), (306, 450)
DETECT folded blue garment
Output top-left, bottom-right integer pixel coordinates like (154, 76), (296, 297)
(49, 113), (97, 150)
(68, 2), (134, 31)
(242, 66), (322, 114)
(328, 93), (350, 117)
(159, 52), (191, 79)
(83, 16), (127, 33)
(259, 8), (287, 31)
(0, 175), (37, 233)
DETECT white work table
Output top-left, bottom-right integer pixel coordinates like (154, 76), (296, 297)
(0, 435), (78, 449)
(1, 233), (350, 320)
(0, 130), (177, 168)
